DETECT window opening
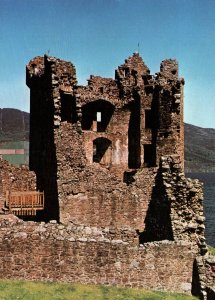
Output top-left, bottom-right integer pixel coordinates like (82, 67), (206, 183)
(145, 109), (153, 129)
(128, 101), (141, 169)
(61, 94), (77, 123)
(97, 112), (101, 122)
(93, 138), (112, 167)
(144, 144), (156, 167)
(124, 68), (129, 77)
(81, 100), (115, 132)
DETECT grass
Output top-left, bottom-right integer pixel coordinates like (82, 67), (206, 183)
(0, 280), (198, 300)
(208, 245), (215, 256)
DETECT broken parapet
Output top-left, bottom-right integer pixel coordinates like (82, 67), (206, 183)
(160, 155), (215, 299)
(160, 155), (206, 254)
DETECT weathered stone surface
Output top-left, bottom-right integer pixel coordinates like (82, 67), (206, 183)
(0, 53), (212, 297)
(0, 219), (196, 293)
(0, 159), (36, 211)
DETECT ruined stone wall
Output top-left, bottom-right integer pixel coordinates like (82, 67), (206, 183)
(161, 156), (206, 252)
(9, 52), (208, 297)
(0, 216), (196, 293)
(141, 155), (206, 252)
(26, 53), (185, 223)
(55, 123), (157, 227)
(75, 76), (120, 106)
(193, 254), (215, 299)
(26, 55), (77, 221)
(0, 159), (36, 210)
(0, 154), (210, 295)
(82, 107), (131, 178)
(156, 60), (184, 167)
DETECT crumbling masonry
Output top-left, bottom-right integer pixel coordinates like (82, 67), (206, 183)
(0, 53), (214, 298)
(26, 53), (185, 224)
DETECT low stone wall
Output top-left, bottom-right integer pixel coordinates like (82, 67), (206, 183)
(0, 216), (196, 293)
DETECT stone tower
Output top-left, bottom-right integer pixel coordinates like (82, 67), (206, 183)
(26, 53), (185, 224)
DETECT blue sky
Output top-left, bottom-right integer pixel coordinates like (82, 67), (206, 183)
(0, 0), (214, 128)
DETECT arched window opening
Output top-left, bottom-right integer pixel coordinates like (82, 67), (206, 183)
(82, 100), (115, 132)
(93, 137), (112, 168)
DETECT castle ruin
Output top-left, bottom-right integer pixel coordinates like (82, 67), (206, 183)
(26, 53), (184, 224)
(0, 53), (214, 299)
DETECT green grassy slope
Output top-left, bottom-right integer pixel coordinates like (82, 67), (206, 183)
(0, 280), (197, 300)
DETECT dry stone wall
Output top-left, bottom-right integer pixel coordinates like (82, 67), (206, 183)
(0, 215), (196, 293)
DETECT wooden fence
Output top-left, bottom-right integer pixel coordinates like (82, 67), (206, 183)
(5, 191), (44, 216)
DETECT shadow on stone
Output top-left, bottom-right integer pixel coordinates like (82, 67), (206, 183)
(139, 168), (174, 243)
(191, 259), (201, 297)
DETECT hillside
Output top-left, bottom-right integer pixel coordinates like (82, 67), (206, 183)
(0, 108), (29, 142)
(0, 108), (214, 172)
(185, 123), (215, 173)
(0, 108), (29, 165)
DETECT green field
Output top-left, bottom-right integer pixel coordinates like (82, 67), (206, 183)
(0, 140), (29, 166)
(0, 280), (198, 300)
